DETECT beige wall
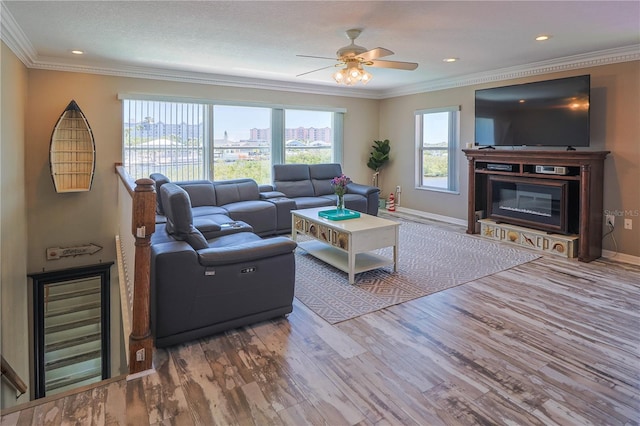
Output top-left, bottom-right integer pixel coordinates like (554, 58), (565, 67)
(1, 42), (29, 408)
(380, 61), (640, 258)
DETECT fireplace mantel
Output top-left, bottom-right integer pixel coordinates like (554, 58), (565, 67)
(463, 149), (610, 262)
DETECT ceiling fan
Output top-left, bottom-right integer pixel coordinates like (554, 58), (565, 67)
(297, 29), (419, 85)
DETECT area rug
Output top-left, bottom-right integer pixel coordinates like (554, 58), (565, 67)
(293, 215), (540, 324)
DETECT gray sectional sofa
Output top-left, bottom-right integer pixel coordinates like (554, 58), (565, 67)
(148, 163), (379, 347)
(151, 163), (380, 235)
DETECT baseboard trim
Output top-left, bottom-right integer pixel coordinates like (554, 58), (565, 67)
(601, 250), (640, 266)
(126, 367), (156, 381)
(386, 207), (639, 265)
(389, 206), (467, 227)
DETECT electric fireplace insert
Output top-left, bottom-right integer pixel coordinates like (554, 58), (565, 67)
(487, 175), (572, 234)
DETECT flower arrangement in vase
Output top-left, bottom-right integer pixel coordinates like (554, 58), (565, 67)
(331, 174), (351, 211)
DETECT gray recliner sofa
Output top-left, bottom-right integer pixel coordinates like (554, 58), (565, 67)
(264, 163), (380, 216)
(150, 182), (298, 348)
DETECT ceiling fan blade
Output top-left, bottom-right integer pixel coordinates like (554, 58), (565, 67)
(296, 54), (337, 61)
(296, 64), (337, 77)
(369, 59), (419, 70)
(357, 47), (394, 61)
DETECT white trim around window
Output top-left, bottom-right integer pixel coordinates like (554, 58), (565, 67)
(415, 105), (460, 193)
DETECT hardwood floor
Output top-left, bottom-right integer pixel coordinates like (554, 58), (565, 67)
(2, 255), (639, 425)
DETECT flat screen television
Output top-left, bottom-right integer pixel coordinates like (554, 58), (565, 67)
(475, 75), (590, 148)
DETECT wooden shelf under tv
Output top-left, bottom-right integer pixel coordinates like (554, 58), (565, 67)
(463, 149), (610, 262)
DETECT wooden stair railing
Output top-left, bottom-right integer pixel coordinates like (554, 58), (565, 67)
(115, 164), (155, 374)
(1, 355), (27, 398)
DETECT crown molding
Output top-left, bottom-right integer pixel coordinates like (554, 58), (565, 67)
(380, 45), (640, 98)
(2, 1), (638, 100)
(21, 45), (640, 100)
(0, 1), (37, 65)
(28, 56), (382, 99)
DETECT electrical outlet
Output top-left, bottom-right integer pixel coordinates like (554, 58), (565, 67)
(606, 214), (615, 227)
(136, 348), (145, 361)
(396, 185), (402, 193)
(624, 218), (632, 230)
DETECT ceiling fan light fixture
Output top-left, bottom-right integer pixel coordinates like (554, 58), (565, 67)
(361, 70), (372, 84)
(302, 28), (415, 86)
(333, 61), (372, 85)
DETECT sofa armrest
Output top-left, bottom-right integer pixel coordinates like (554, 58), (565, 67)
(260, 190), (287, 199)
(197, 237), (297, 266)
(259, 184), (275, 192)
(347, 182), (380, 196)
(193, 217), (222, 233)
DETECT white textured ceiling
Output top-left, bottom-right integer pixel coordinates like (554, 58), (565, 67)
(2, 1), (639, 97)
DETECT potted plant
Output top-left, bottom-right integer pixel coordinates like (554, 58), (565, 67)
(367, 139), (390, 188)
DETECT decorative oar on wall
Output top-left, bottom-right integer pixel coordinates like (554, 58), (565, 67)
(49, 100), (96, 193)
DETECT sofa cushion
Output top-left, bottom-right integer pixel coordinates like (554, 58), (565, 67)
(191, 205), (228, 217)
(319, 193), (367, 212)
(214, 179), (260, 205)
(291, 196), (334, 210)
(222, 200), (276, 236)
(309, 163), (343, 196)
(273, 164), (315, 198)
(181, 182), (217, 207)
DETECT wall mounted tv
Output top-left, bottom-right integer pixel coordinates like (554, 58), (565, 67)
(475, 75), (590, 148)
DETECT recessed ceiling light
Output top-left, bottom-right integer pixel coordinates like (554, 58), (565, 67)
(71, 50), (84, 55)
(443, 58), (458, 63)
(535, 35), (551, 41)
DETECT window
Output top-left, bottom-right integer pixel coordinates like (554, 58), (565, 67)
(212, 105), (271, 183)
(123, 100), (206, 181)
(121, 97), (344, 184)
(284, 109), (334, 164)
(415, 106), (460, 192)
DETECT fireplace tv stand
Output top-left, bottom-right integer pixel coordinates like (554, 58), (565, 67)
(463, 149), (609, 262)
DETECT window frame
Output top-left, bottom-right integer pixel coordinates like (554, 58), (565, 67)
(119, 94), (345, 183)
(415, 106), (460, 193)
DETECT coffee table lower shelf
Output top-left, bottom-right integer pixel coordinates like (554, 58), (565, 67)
(298, 240), (394, 280)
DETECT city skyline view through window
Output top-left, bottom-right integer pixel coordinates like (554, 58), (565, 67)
(122, 100), (340, 183)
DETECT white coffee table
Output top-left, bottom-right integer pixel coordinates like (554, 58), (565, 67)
(291, 207), (399, 284)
